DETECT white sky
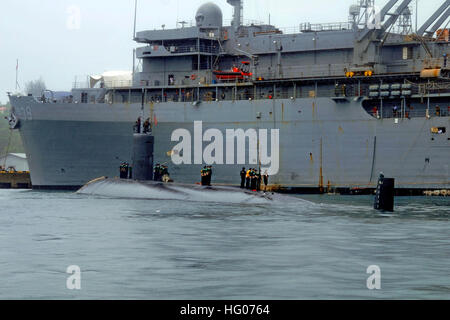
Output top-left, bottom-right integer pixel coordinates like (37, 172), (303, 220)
(0, 0), (444, 104)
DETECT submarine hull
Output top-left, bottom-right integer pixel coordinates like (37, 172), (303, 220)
(76, 177), (292, 204)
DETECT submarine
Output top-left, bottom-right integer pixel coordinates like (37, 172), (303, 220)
(77, 177), (287, 204)
(76, 107), (297, 205)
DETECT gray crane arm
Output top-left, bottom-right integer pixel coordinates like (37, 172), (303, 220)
(378, 0), (413, 37)
(426, 7), (450, 36)
(380, 0), (401, 21)
(357, 0), (412, 42)
(418, 0), (450, 36)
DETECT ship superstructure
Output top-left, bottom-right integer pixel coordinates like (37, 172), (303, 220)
(8, 0), (450, 191)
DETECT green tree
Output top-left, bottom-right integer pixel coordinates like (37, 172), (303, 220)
(25, 77), (46, 97)
(0, 103), (24, 156)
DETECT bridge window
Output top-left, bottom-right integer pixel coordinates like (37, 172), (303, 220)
(81, 92), (88, 103)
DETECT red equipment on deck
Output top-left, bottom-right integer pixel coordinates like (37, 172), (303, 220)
(213, 61), (252, 81)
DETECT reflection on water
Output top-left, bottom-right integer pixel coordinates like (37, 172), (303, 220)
(0, 189), (449, 299)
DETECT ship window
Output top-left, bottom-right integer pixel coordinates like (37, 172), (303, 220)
(168, 74), (175, 86)
(81, 92), (88, 103)
(402, 47), (413, 60)
(192, 56), (209, 70)
(431, 127), (446, 134)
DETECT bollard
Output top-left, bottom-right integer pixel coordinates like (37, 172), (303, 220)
(374, 174), (395, 212)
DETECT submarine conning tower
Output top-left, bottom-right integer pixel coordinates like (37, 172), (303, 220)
(132, 133), (154, 181)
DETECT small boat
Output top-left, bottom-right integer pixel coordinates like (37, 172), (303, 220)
(213, 61), (252, 81)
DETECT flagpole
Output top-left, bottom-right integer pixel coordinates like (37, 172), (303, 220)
(15, 59), (19, 91)
(415, 0), (418, 33)
(133, 0), (138, 40)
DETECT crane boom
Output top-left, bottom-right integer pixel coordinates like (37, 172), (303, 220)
(426, 7), (450, 36)
(418, 0), (450, 36)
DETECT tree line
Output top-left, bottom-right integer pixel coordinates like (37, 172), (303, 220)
(0, 103), (24, 155)
(0, 77), (46, 156)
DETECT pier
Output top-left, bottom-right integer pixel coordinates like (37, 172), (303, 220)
(0, 171), (32, 189)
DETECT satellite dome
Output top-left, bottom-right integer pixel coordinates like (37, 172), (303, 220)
(195, 2), (223, 28)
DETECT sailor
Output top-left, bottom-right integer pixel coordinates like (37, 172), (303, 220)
(371, 106), (378, 118)
(240, 167), (246, 188)
(154, 164), (161, 181)
(250, 168), (257, 190)
(134, 117), (141, 133)
(124, 163), (130, 179)
(120, 162), (128, 179)
(435, 106), (441, 116)
(201, 166), (207, 186)
(263, 170), (269, 192)
(143, 118), (151, 134)
(205, 166), (213, 186)
(334, 83), (340, 97)
(128, 165), (133, 179)
(245, 169), (251, 189)
(201, 166), (211, 186)
(162, 165), (169, 177)
(256, 170), (262, 191)
(159, 165), (164, 181)
(393, 105), (398, 117)
(161, 165), (170, 182)
(341, 84), (347, 97)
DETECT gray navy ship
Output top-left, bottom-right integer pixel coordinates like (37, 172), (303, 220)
(7, 0), (450, 192)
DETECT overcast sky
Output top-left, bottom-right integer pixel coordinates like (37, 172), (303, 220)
(0, 0), (444, 104)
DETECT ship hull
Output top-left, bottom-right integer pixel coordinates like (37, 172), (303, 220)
(9, 95), (450, 191)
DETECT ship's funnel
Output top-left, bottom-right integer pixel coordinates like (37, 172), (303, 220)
(227, 0), (243, 28)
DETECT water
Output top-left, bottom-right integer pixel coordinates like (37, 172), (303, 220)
(0, 189), (449, 300)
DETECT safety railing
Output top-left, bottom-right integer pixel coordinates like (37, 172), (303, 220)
(299, 22), (353, 33)
(72, 80), (132, 89)
(256, 63), (349, 80)
(164, 44), (221, 55)
(72, 81), (89, 89)
(367, 108), (450, 119)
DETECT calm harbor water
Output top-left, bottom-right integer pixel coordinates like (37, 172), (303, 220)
(0, 189), (449, 300)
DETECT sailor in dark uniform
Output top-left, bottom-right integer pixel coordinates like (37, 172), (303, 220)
(240, 167), (246, 188)
(207, 166), (213, 186)
(201, 166), (207, 186)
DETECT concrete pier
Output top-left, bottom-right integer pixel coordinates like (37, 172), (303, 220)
(0, 172), (32, 189)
